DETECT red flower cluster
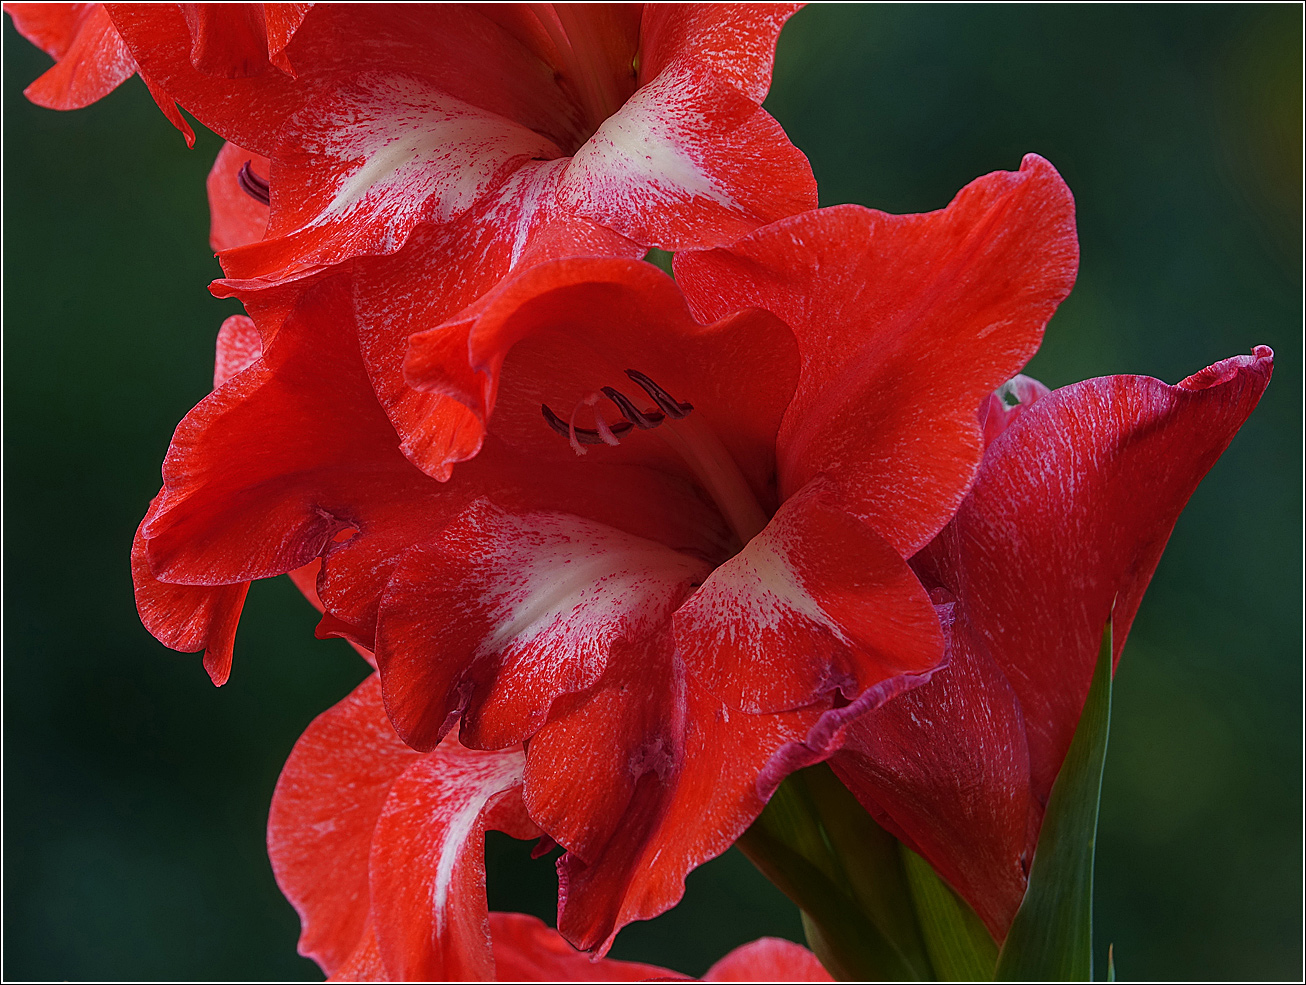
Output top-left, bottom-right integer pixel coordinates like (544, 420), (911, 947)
(9, 3), (1272, 980)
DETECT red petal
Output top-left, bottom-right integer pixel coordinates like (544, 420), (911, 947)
(837, 347), (1273, 938)
(638, 4), (804, 103)
(263, 2), (310, 74)
(302, 178), (642, 481)
(217, 81), (563, 287)
(10, 3), (136, 109)
(918, 347), (1274, 801)
(489, 912), (681, 982)
(270, 674), (541, 981)
(556, 59), (816, 249)
(6, 2), (87, 58)
(180, 2), (269, 77)
(140, 276), (419, 586)
(112, 2), (811, 305)
(702, 936), (833, 982)
(535, 661), (830, 951)
(207, 142), (270, 253)
(324, 918), (386, 984)
(268, 674), (419, 975)
(529, 643), (884, 954)
(369, 738), (536, 981)
(130, 315), (267, 683)
(674, 479), (943, 714)
(212, 312), (261, 387)
(377, 501), (710, 752)
(831, 605), (1033, 940)
(110, 5), (591, 157)
(676, 155), (1079, 557)
(130, 511), (247, 686)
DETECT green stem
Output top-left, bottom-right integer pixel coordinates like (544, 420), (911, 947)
(738, 766), (926, 981)
(736, 821), (916, 981)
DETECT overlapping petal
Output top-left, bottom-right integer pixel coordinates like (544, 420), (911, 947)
(272, 675), (832, 981)
(673, 479), (941, 714)
(268, 673), (535, 980)
(207, 142), (270, 252)
(6, 2), (135, 108)
(106, 3), (813, 288)
(100, 3), (814, 485)
(402, 257), (799, 485)
(831, 347), (1274, 939)
(129, 311), (264, 686)
(377, 502), (710, 752)
(675, 154), (1079, 557)
(179, 2), (311, 78)
(136, 271), (726, 674)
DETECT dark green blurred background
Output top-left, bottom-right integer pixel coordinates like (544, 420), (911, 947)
(3, 5), (1301, 980)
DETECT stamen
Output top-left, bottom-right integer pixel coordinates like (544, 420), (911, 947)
(237, 161), (270, 206)
(600, 386), (664, 429)
(625, 370), (693, 419)
(539, 369), (767, 547)
(541, 404), (633, 452)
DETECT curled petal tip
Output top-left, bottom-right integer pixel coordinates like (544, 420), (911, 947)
(1178, 345), (1275, 392)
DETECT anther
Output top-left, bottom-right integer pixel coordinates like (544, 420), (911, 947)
(600, 386), (664, 429)
(541, 403), (633, 452)
(625, 370), (693, 419)
(237, 161), (271, 206)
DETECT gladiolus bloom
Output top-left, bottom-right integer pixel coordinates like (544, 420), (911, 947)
(62, 2), (817, 482)
(133, 156), (1078, 950)
(828, 348), (1274, 939)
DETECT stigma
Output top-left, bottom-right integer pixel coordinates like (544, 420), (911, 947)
(541, 370), (693, 456)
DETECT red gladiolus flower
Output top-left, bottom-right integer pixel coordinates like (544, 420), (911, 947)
(12, 4), (819, 484)
(827, 348), (1274, 940)
(269, 672), (832, 982)
(97, 2), (819, 482)
(133, 156), (1078, 950)
(104, 3), (813, 282)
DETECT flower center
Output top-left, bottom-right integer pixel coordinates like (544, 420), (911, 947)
(542, 370), (770, 548)
(533, 5), (639, 149)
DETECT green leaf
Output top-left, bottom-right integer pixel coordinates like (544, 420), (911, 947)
(995, 619), (1115, 981)
(1106, 944), (1116, 982)
(902, 845), (998, 981)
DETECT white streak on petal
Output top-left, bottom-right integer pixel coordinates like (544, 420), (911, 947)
(562, 68), (739, 212)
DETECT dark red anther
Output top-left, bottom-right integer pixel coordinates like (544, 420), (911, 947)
(237, 161), (270, 206)
(541, 403), (633, 445)
(625, 370), (693, 418)
(600, 386), (665, 429)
